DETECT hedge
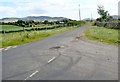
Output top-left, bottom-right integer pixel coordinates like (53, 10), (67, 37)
(94, 21), (120, 29)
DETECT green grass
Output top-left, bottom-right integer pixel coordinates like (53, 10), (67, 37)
(1, 25), (81, 48)
(0, 25), (54, 32)
(0, 25), (24, 31)
(84, 26), (119, 45)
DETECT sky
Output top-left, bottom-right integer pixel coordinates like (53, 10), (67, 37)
(0, 0), (119, 20)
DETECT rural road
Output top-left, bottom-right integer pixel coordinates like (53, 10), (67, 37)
(2, 24), (118, 81)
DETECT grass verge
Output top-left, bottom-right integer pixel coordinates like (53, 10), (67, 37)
(84, 26), (119, 45)
(1, 25), (81, 48)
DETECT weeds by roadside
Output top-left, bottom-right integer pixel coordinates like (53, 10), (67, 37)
(1, 26), (80, 48)
(84, 26), (119, 45)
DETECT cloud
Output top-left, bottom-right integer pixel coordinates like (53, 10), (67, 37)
(0, 0), (119, 19)
(29, 8), (46, 14)
(96, 0), (119, 15)
(0, 6), (17, 18)
(0, 1), (49, 18)
(16, 2), (47, 15)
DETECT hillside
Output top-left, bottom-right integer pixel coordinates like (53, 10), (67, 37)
(0, 16), (67, 23)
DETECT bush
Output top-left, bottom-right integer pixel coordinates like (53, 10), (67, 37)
(94, 21), (120, 29)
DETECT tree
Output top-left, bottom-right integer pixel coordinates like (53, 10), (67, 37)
(61, 19), (69, 24)
(54, 21), (60, 24)
(43, 20), (49, 24)
(16, 20), (25, 26)
(97, 5), (111, 22)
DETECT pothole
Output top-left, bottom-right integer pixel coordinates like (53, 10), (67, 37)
(75, 36), (81, 40)
(49, 46), (61, 50)
(49, 45), (68, 50)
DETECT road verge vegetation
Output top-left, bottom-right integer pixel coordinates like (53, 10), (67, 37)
(1, 25), (84, 48)
(84, 26), (119, 45)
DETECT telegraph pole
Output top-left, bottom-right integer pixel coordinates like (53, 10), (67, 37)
(118, 1), (120, 20)
(91, 13), (92, 21)
(79, 4), (81, 20)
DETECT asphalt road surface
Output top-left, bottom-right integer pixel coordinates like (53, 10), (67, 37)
(2, 24), (118, 81)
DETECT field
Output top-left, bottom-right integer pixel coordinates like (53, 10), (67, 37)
(1, 25), (80, 48)
(84, 26), (119, 45)
(0, 25), (24, 31)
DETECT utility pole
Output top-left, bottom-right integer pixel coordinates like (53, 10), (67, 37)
(91, 13), (92, 21)
(79, 4), (81, 20)
(118, 1), (120, 20)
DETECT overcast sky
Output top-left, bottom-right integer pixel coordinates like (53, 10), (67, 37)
(0, 0), (119, 20)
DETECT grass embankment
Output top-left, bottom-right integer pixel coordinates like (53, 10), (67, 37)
(1, 25), (81, 48)
(84, 26), (119, 45)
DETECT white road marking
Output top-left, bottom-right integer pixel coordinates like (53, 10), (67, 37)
(12, 46), (17, 48)
(2, 46), (17, 51)
(47, 57), (56, 64)
(24, 71), (39, 81)
(4, 48), (9, 50)
(24, 56), (57, 81)
(29, 71), (39, 77)
(24, 77), (29, 81)
(0, 48), (4, 52)
(4, 46), (11, 50)
(4, 46), (12, 50)
(0, 48), (4, 51)
(7, 46), (12, 49)
(4, 49), (8, 50)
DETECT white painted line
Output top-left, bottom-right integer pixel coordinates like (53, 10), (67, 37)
(24, 71), (39, 81)
(7, 46), (12, 49)
(4, 48), (9, 50)
(24, 77), (29, 81)
(3, 46), (17, 51)
(0, 48), (4, 51)
(0, 49), (3, 51)
(12, 46), (17, 48)
(29, 71), (39, 77)
(47, 57), (56, 64)
(4, 46), (12, 50)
